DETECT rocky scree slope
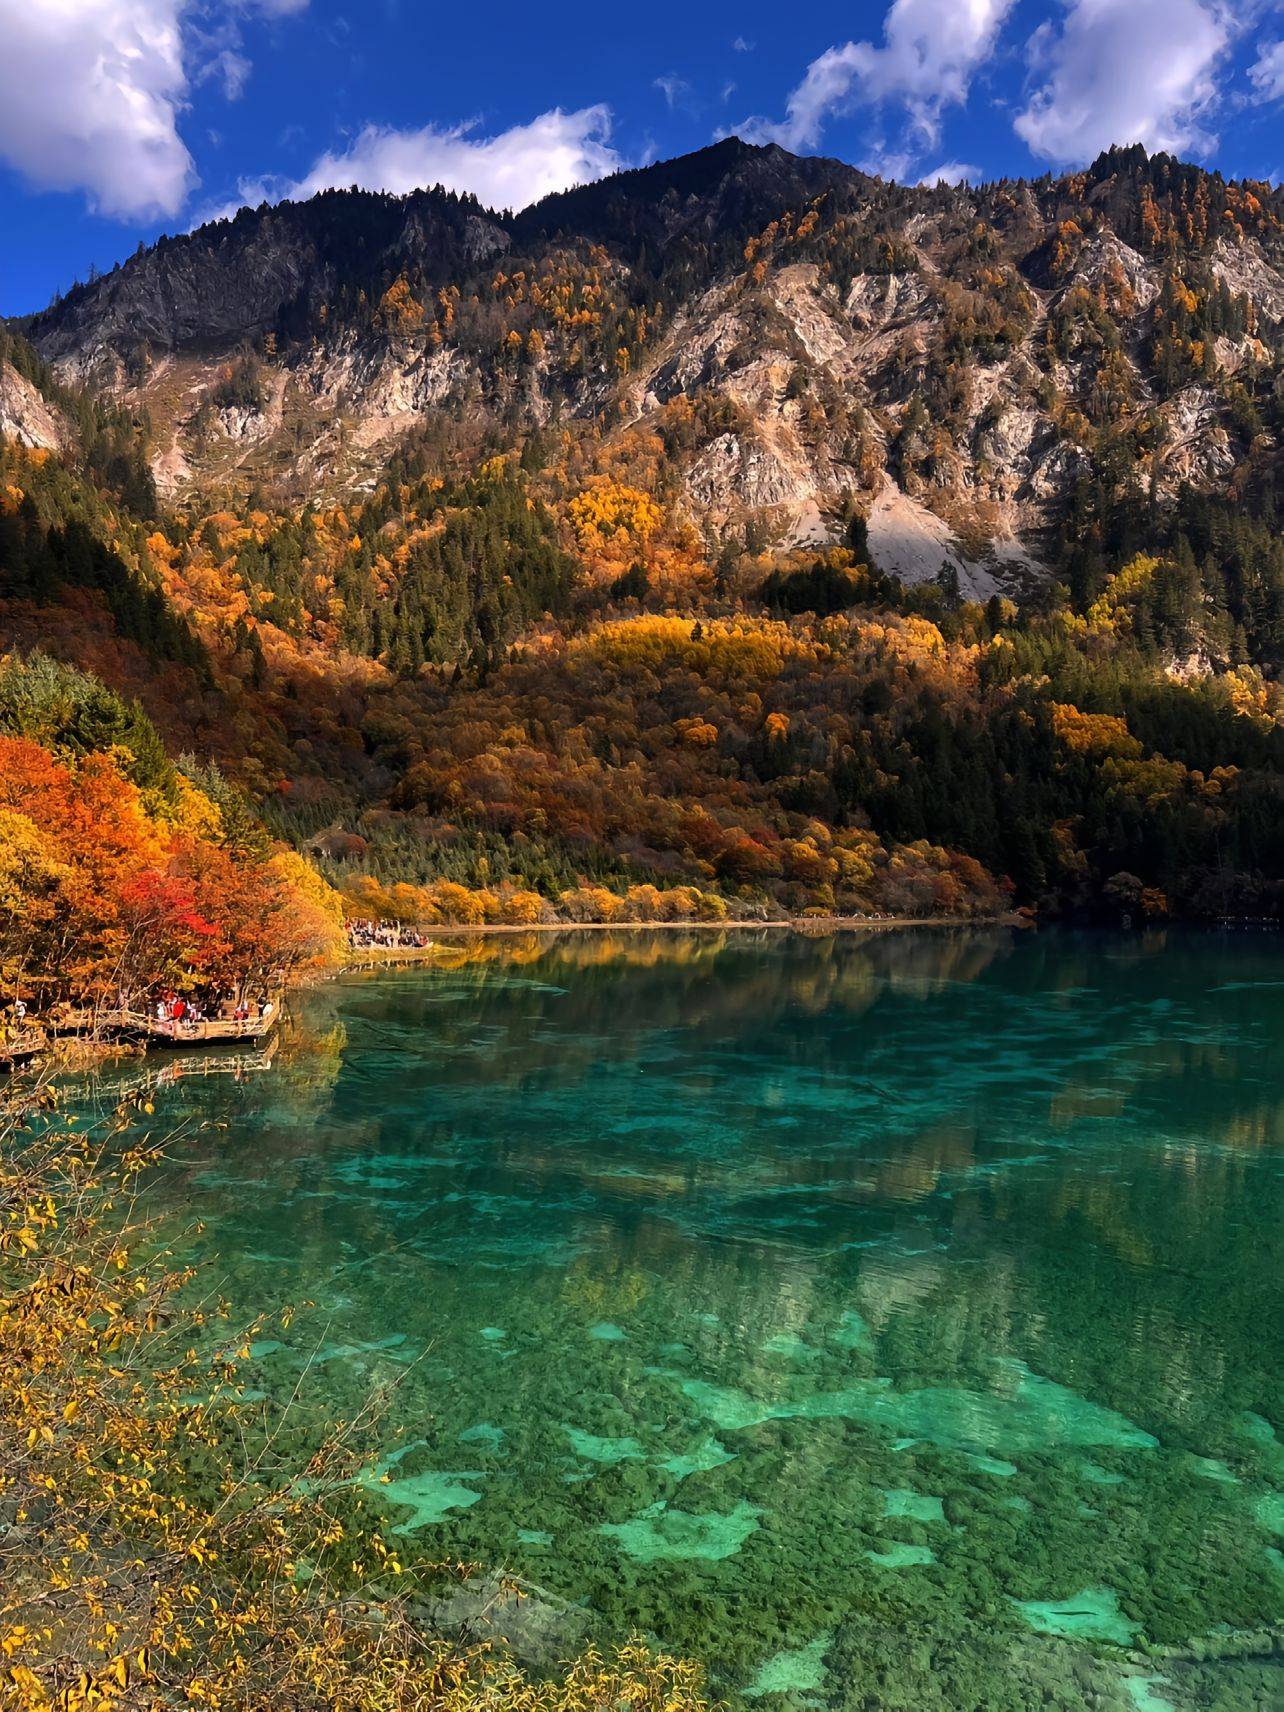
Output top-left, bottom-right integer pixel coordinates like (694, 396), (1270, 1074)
(19, 140), (1284, 595)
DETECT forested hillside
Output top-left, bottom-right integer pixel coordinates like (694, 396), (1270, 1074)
(2, 140), (1282, 995)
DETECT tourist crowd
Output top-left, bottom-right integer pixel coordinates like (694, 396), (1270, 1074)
(346, 919), (433, 949)
(150, 991), (276, 1033)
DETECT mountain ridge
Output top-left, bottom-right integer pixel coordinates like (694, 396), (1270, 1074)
(24, 138), (1284, 352)
(18, 138), (1284, 598)
(1, 139), (1281, 937)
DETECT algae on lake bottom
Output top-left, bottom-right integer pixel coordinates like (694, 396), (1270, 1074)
(109, 930), (1283, 1708)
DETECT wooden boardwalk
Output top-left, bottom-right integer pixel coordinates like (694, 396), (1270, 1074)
(2, 1008), (279, 1071)
(112, 1010), (278, 1048)
(0, 1029), (46, 1070)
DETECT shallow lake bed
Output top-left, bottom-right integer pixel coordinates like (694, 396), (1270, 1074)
(107, 929), (1283, 1710)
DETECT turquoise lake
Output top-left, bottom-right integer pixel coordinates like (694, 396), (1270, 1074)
(98, 928), (1283, 1709)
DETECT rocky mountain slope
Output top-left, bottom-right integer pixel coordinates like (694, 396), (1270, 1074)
(0, 363), (65, 452)
(3, 143), (1282, 929)
(17, 139), (1284, 597)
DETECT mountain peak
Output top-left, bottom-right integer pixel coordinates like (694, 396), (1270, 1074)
(512, 136), (864, 251)
(16, 135), (1284, 571)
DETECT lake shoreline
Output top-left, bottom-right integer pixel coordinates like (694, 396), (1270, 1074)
(4, 915), (1022, 1068)
(343, 912), (1026, 964)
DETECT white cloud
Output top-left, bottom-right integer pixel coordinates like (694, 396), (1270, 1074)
(1250, 40), (1284, 103)
(0, 0), (193, 219)
(654, 74), (693, 110)
(739, 0), (1016, 153)
(216, 106), (625, 221)
(0, 0), (309, 220)
(198, 46), (253, 101)
(733, 36), (755, 53)
(919, 160), (981, 185)
(1014, 0), (1229, 165)
(858, 142), (913, 180)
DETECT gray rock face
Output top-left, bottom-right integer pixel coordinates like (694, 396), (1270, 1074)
(0, 366), (66, 450)
(21, 141), (1284, 562)
(28, 191), (510, 376)
(33, 224), (321, 376)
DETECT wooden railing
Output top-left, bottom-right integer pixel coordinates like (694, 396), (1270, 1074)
(0, 1029), (46, 1066)
(2, 1008), (279, 1069)
(113, 1010), (277, 1045)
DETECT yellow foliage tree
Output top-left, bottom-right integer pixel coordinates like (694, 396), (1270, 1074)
(377, 275), (425, 334)
(1051, 703), (1143, 760)
(268, 849), (348, 965)
(568, 480), (663, 561)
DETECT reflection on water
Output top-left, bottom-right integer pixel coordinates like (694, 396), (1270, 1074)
(115, 929), (1283, 1710)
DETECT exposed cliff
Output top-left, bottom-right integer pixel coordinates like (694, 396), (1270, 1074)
(19, 140), (1284, 593)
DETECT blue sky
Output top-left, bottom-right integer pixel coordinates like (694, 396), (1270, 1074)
(2, 0), (1284, 316)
